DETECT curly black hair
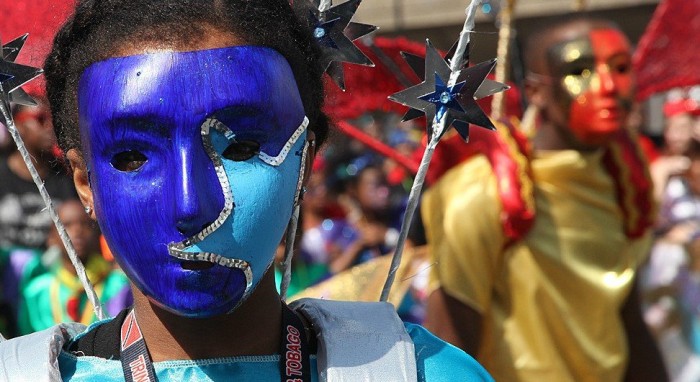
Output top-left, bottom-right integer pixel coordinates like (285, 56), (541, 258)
(44, 0), (329, 156)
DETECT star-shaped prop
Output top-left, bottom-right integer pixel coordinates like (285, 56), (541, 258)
(0, 33), (104, 320)
(380, 0), (512, 304)
(0, 34), (43, 125)
(294, 0), (377, 90)
(389, 40), (500, 141)
(402, 42), (509, 101)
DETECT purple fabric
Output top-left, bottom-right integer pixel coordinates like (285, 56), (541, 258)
(2, 249), (38, 310)
(104, 285), (133, 317)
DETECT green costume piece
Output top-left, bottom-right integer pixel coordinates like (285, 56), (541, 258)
(19, 255), (129, 334)
(274, 262), (329, 298)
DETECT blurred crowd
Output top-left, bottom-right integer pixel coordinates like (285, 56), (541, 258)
(0, 100), (131, 338)
(1, 11), (700, 381)
(640, 88), (700, 380)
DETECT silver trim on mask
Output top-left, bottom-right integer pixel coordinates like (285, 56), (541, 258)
(167, 115), (308, 299)
(259, 117), (309, 166)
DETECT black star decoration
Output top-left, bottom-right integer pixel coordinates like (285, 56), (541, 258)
(389, 39), (505, 142)
(293, 0), (377, 90)
(0, 34), (43, 126)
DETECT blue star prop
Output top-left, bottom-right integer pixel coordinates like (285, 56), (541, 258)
(0, 34), (42, 120)
(419, 73), (466, 122)
(389, 40), (498, 141)
(313, 16), (343, 50)
(402, 48), (508, 102)
(293, 0), (377, 90)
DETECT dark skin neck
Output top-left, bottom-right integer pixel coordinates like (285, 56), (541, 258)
(132, 270), (283, 362)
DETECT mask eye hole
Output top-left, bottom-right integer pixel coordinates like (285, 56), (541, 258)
(614, 63), (630, 75)
(567, 67), (591, 77)
(222, 140), (260, 161)
(111, 150), (148, 172)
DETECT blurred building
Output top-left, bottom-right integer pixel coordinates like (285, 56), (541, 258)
(357, 0), (658, 49)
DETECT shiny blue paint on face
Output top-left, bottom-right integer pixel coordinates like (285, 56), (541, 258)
(77, 46), (306, 317)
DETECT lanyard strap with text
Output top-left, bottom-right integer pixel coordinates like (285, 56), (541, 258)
(119, 304), (312, 382)
(120, 310), (157, 382)
(280, 302), (312, 382)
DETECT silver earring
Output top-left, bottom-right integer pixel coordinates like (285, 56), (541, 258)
(84, 206), (92, 215)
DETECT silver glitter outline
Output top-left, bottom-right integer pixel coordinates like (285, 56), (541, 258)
(258, 117), (309, 166)
(293, 137), (310, 206)
(168, 116), (250, 293)
(167, 115), (309, 300)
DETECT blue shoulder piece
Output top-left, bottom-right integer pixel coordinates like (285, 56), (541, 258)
(0, 322), (86, 382)
(406, 323), (494, 382)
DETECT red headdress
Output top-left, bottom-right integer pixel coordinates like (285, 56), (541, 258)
(2, 0), (75, 97)
(634, 0), (700, 100)
(323, 36), (523, 177)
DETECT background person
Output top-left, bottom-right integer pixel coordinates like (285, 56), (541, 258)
(18, 200), (130, 334)
(0, 99), (77, 338)
(422, 17), (666, 381)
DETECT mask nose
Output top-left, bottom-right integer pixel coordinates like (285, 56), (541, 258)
(174, 144), (225, 237)
(596, 66), (617, 96)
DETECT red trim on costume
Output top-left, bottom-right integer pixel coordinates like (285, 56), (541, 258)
(638, 134), (660, 163)
(601, 129), (656, 238)
(426, 119), (535, 242)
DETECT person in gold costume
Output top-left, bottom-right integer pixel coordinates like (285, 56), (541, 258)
(422, 17), (667, 381)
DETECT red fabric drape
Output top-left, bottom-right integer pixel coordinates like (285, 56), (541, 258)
(633, 0), (700, 100)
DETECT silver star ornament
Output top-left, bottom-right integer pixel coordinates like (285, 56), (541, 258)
(389, 40), (503, 141)
(293, 0), (377, 90)
(0, 34), (43, 126)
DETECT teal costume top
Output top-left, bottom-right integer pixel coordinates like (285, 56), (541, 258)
(0, 299), (493, 381)
(58, 321), (492, 381)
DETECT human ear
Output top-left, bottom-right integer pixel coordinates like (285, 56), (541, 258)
(66, 149), (95, 220)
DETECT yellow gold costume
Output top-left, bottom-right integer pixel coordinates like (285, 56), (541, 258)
(423, 149), (652, 381)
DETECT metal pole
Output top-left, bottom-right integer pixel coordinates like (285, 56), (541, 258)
(491, 0), (516, 121)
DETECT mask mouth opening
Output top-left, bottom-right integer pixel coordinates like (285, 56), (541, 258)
(167, 248), (254, 290)
(180, 260), (215, 271)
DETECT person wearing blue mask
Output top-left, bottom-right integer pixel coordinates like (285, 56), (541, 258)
(0, 1), (492, 380)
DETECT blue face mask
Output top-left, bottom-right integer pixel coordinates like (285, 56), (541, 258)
(78, 46), (308, 317)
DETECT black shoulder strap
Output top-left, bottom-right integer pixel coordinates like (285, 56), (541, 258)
(67, 308), (128, 359)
